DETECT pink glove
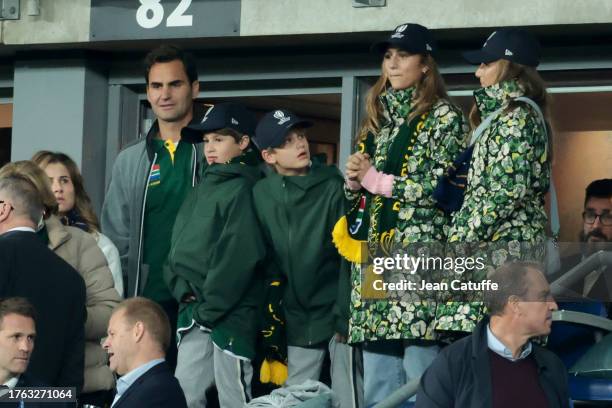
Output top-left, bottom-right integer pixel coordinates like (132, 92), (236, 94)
(361, 167), (394, 198)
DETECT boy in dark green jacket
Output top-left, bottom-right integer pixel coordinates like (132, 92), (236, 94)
(163, 102), (265, 408)
(252, 110), (363, 408)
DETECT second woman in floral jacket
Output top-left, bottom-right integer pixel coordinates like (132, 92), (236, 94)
(448, 28), (551, 244)
(438, 28), (552, 333)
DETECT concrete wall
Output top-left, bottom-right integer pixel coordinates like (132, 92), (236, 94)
(1, 0), (90, 44)
(1, 0), (612, 45)
(240, 0), (612, 36)
(12, 60), (89, 162)
(11, 59), (109, 213)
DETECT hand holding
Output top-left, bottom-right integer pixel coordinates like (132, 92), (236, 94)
(345, 153), (372, 182)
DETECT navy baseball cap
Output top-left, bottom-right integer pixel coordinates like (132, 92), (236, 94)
(181, 102), (256, 144)
(463, 28), (541, 67)
(253, 110), (313, 150)
(371, 23), (437, 55)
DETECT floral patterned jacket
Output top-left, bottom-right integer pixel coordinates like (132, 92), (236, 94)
(448, 80), (550, 244)
(346, 87), (469, 343)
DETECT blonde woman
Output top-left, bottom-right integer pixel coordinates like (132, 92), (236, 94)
(342, 23), (469, 405)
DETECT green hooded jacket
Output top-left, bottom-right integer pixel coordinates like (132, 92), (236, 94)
(253, 162), (350, 347)
(164, 160), (265, 359)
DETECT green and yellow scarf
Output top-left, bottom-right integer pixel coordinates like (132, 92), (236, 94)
(333, 111), (427, 263)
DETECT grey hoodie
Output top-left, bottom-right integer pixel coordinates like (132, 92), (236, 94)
(101, 119), (202, 298)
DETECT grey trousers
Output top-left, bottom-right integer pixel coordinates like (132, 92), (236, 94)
(286, 337), (364, 408)
(175, 327), (253, 408)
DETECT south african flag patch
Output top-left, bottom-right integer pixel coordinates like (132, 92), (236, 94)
(149, 164), (161, 186)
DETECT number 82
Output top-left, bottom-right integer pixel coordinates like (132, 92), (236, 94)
(136, 0), (193, 29)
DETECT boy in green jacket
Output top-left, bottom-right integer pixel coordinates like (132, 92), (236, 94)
(164, 102), (265, 408)
(253, 110), (364, 408)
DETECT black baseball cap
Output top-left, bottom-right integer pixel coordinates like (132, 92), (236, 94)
(181, 102), (256, 144)
(463, 28), (541, 67)
(371, 23), (437, 55)
(253, 110), (313, 150)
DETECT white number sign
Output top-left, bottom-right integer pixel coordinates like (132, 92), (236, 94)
(136, 0), (193, 29)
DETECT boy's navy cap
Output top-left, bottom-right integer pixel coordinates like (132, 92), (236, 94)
(253, 110), (313, 150)
(371, 23), (437, 55)
(463, 28), (541, 67)
(181, 102), (256, 144)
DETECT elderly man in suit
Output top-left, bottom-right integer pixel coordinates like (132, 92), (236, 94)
(103, 297), (186, 408)
(0, 173), (86, 393)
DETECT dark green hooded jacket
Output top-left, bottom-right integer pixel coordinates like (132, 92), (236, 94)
(253, 162), (351, 347)
(164, 160), (265, 359)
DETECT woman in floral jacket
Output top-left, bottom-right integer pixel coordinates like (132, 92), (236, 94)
(341, 23), (468, 405)
(449, 28), (550, 244)
(439, 28), (552, 332)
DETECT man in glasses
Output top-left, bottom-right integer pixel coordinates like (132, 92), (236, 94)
(580, 179), (612, 245)
(578, 179), (612, 302)
(558, 179), (612, 310)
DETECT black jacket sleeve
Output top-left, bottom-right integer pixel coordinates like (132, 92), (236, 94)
(415, 350), (455, 408)
(0, 236), (14, 296)
(57, 276), (87, 394)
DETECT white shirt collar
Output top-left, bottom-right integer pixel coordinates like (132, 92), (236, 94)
(3, 376), (19, 388)
(111, 359), (164, 407)
(6, 226), (36, 233)
(487, 324), (532, 362)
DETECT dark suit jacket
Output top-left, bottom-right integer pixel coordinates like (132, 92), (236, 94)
(0, 231), (86, 394)
(0, 374), (74, 407)
(416, 318), (570, 408)
(112, 361), (186, 408)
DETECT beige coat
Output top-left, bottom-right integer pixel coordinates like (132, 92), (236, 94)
(45, 215), (121, 393)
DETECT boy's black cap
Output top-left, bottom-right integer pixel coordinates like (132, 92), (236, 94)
(181, 102), (256, 144)
(463, 28), (541, 67)
(371, 23), (436, 55)
(253, 110), (312, 150)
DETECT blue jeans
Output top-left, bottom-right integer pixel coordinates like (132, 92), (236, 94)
(363, 340), (439, 407)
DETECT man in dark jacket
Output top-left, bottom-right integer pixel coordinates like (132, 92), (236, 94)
(416, 261), (569, 408)
(102, 297), (186, 408)
(0, 174), (86, 394)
